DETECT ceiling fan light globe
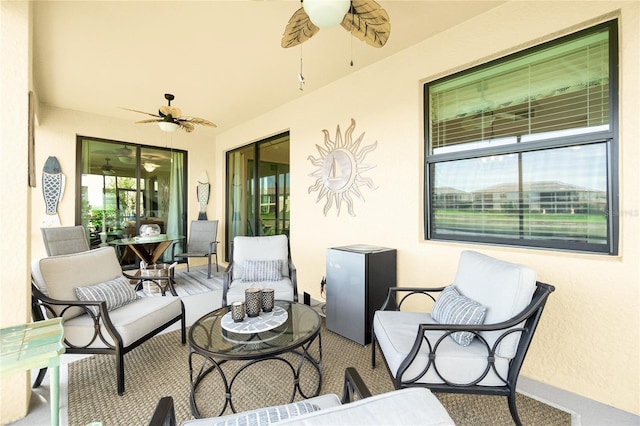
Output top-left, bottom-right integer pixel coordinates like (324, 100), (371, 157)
(143, 162), (159, 173)
(158, 121), (179, 132)
(303, 0), (350, 28)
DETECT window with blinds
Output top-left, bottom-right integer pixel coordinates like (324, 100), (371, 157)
(424, 21), (618, 254)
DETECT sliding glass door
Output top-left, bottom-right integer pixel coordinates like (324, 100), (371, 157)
(76, 136), (187, 265)
(226, 132), (290, 258)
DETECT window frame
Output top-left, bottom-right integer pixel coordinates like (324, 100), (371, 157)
(423, 20), (619, 255)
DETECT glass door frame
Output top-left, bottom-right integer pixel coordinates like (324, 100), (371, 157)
(225, 132), (290, 261)
(75, 135), (188, 264)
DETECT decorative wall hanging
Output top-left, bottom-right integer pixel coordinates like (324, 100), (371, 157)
(41, 156), (65, 227)
(308, 118), (378, 216)
(197, 171), (210, 220)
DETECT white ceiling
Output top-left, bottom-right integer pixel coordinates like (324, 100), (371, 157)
(33, 1), (503, 133)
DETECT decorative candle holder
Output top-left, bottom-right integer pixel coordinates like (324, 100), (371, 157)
(262, 288), (275, 313)
(231, 301), (245, 322)
(245, 288), (262, 317)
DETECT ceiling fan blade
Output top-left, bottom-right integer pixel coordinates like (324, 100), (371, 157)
(120, 107), (161, 118)
(281, 6), (320, 48)
(180, 116), (217, 128)
(159, 105), (182, 118)
(179, 122), (195, 133)
(134, 118), (162, 124)
(341, 0), (390, 48)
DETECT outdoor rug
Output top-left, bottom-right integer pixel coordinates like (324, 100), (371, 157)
(135, 266), (224, 298)
(67, 325), (572, 425)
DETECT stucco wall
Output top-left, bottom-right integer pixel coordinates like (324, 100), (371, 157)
(213, 1), (640, 415)
(28, 106), (217, 261)
(0, 1), (32, 424)
(7, 0), (638, 420)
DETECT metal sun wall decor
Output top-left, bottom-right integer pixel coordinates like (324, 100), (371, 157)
(307, 118), (378, 216)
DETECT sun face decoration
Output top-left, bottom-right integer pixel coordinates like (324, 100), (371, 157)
(308, 118), (378, 216)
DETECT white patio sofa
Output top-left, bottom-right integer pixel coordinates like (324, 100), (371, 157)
(150, 368), (455, 425)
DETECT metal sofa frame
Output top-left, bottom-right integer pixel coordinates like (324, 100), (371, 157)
(372, 281), (555, 426)
(31, 281), (186, 395)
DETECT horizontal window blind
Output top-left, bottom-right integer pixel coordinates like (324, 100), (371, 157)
(429, 28), (610, 154)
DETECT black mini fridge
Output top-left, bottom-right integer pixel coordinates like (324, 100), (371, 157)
(325, 245), (397, 345)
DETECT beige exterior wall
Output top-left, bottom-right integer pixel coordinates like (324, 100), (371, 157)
(213, 1), (640, 415)
(1, 1), (638, 422)
(0, 1), (33, 424)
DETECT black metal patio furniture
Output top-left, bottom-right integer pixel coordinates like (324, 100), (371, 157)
(372, 250), (555, 426)
(41, 225), (90, 256)
(31, 246), (186, 395)
(172, 220), (219, 278)
(222, 234), (298, 306)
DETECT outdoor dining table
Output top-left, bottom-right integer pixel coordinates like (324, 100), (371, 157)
(109, 234), (183, 266)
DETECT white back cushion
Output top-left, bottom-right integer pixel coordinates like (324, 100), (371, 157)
(32, 246), (124, 320)
(453, 250), (537, 358)
(232, 235), (290, 280)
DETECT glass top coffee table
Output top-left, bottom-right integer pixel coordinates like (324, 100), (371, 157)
(188, 300), (323, 418)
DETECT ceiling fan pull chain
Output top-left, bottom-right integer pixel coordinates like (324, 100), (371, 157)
(349, 4), (355, 67)
(350, 34), (354, 67)
(298, 45), (305, 91)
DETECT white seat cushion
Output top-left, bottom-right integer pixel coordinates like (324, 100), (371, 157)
(183, 389), (452, 426)
(277, 388), (454, 426)
(63, 296), (183, 348)
(374, 310), (510, 387)
(182, 395), (341, 426)
(453, 250), (537, 358)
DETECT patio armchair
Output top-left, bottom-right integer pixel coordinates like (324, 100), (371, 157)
(372, 250), (555, 426)
(222, 235), (298, 306)
(148, 367), (455, 425)
(31, 246), (186, 396)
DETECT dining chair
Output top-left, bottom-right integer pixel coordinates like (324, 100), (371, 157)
(171, 220), (219, 278)
(41, 225), (90, 256)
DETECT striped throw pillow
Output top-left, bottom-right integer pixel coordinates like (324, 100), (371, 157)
(432, 285), (487, 346)
(75, 276), (138, 316)
(212, 401), (321, 426)
(242, 259), (282, 282)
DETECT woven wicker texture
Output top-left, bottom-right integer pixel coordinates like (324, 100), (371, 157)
(68, 325), (570, 425)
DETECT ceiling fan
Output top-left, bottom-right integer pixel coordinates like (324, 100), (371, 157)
(281, 0), (390, 49)
(101, 158), (115, 175)
(122, 93), (216, 133)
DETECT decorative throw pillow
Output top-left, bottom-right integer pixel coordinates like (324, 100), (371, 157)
(212, 401), (321, 426)
(75, 276), (138, 316)
(242, 259), (282, 282)
(431, 285), (487, 346)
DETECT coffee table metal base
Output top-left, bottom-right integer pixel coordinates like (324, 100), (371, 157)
(189, 333), (322, 418)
